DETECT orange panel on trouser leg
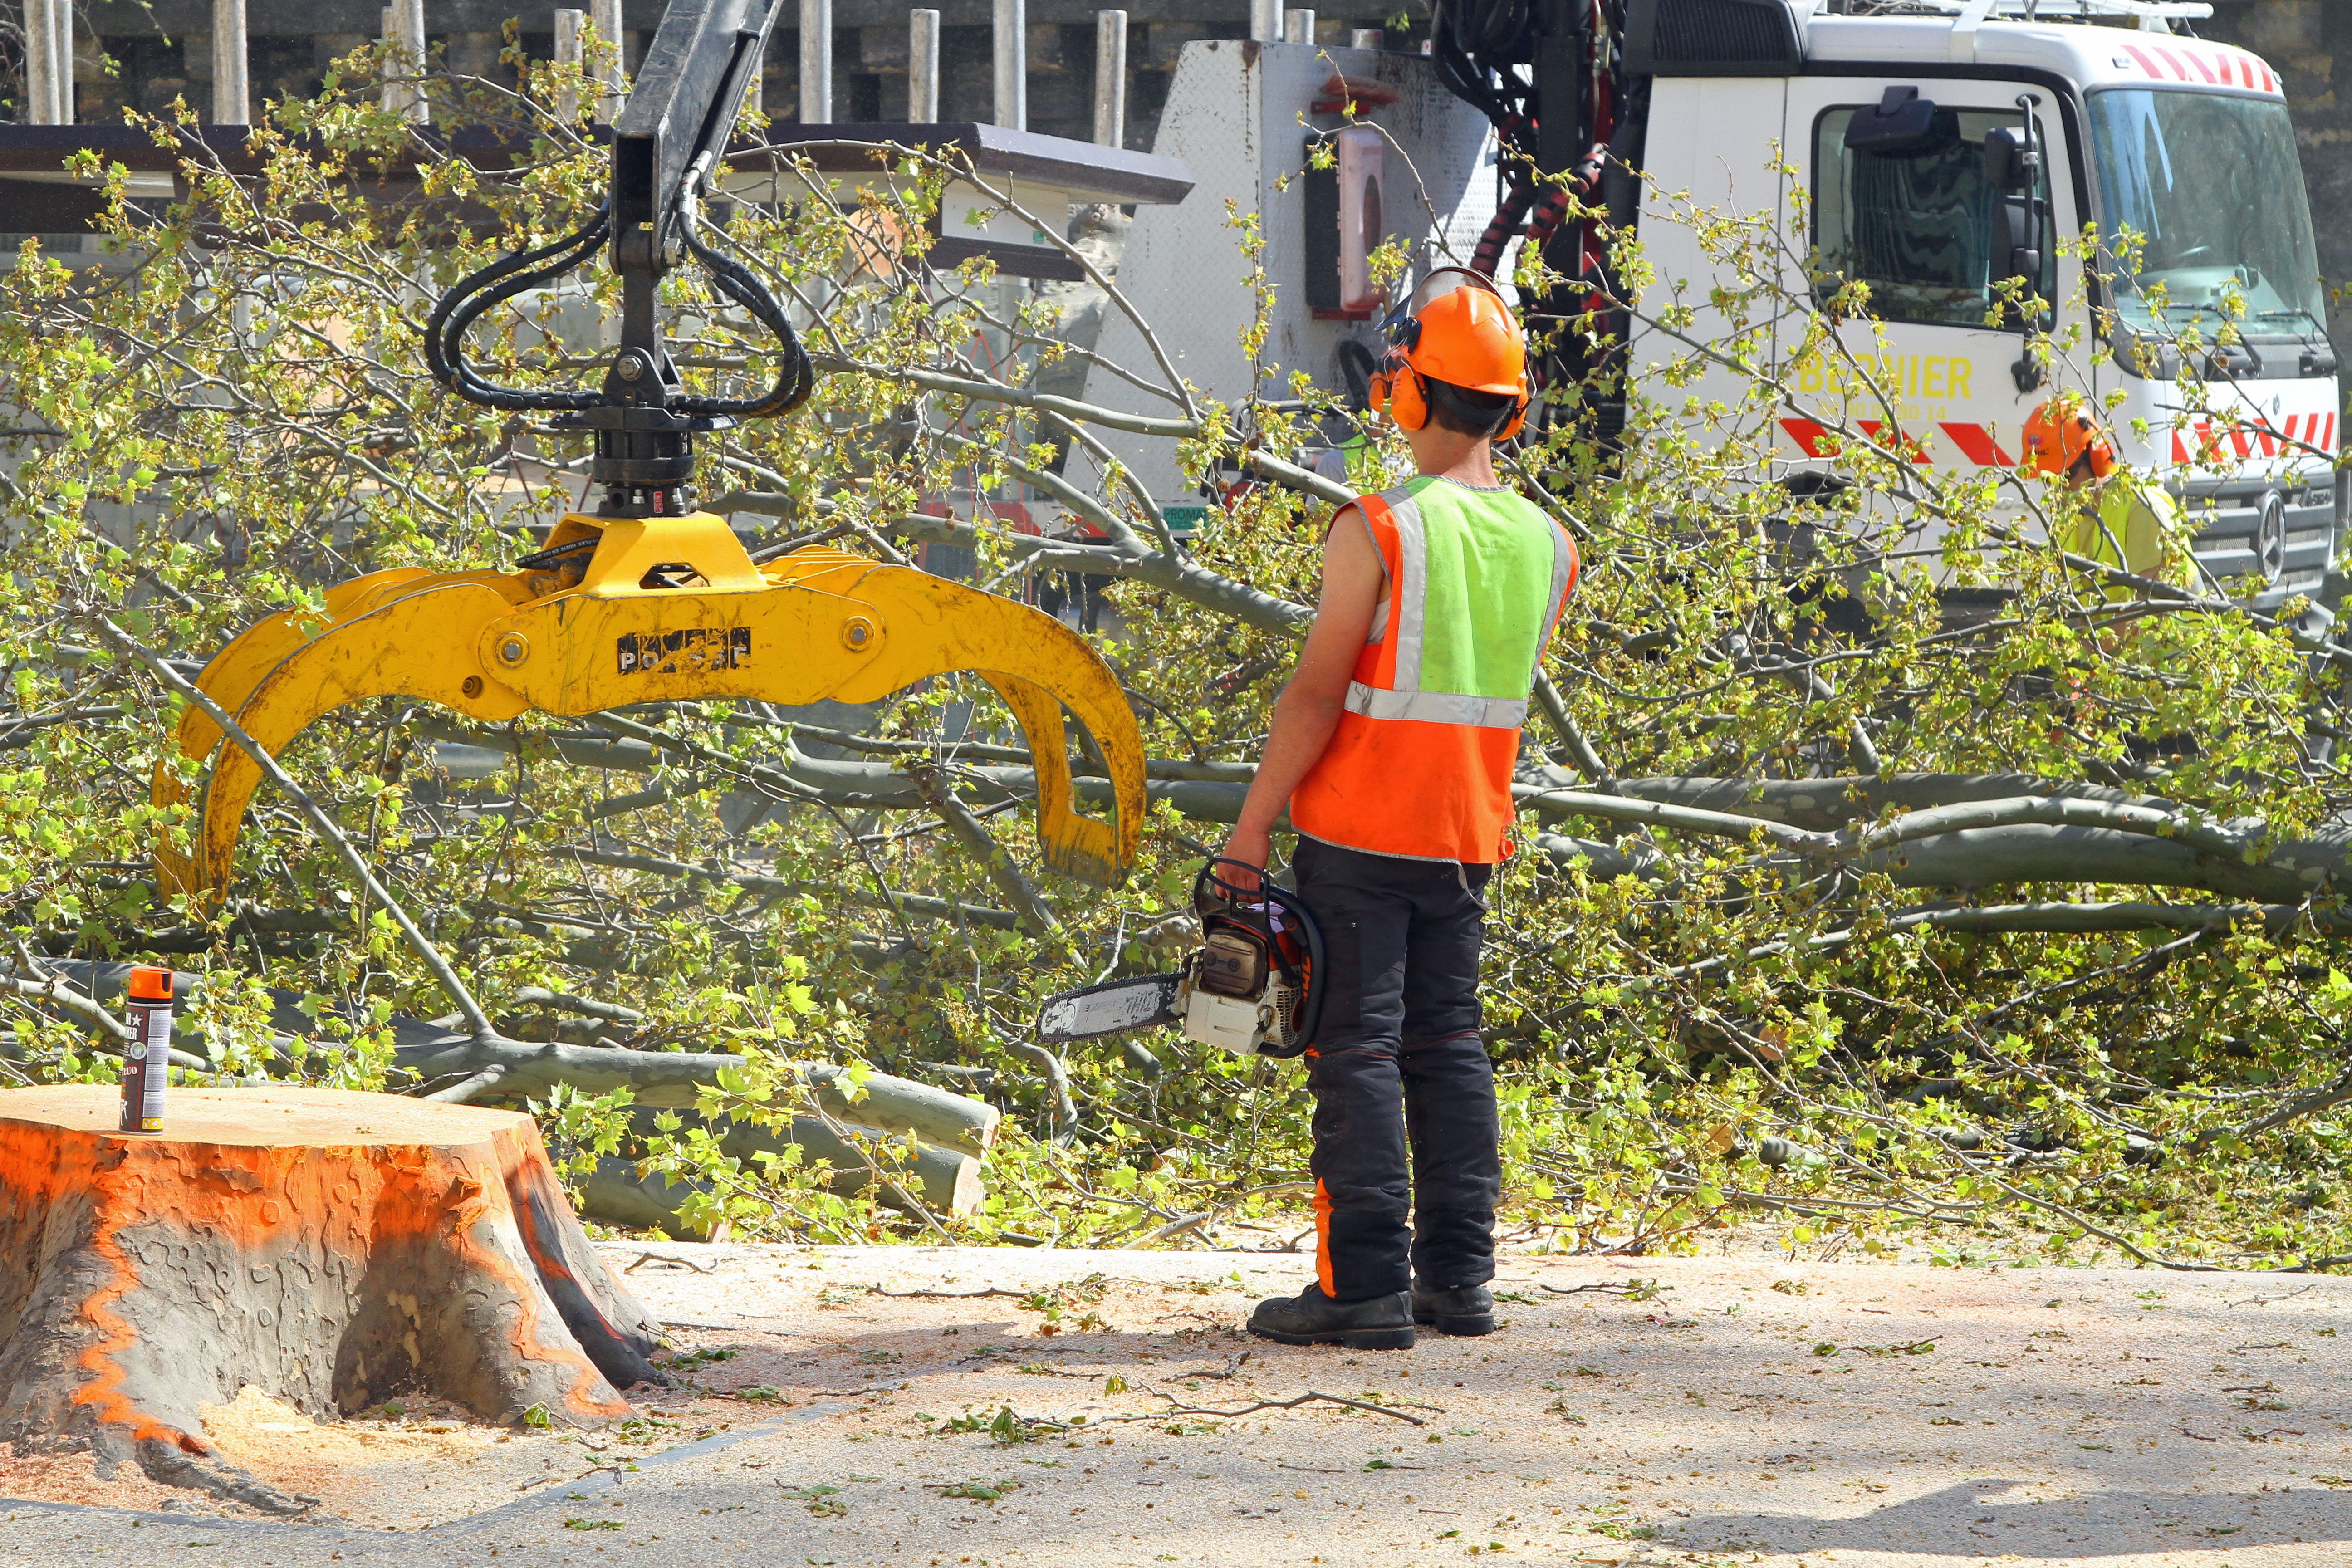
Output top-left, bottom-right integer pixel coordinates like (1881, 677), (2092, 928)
(1314, 1179), (1336, 1298)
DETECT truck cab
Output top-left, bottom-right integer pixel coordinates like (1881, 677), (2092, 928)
(1625, 0), (2341, 612)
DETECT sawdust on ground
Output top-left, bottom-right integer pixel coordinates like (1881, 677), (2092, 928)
(0, 1444), (203, 1514)
(186, 1387), (767, 1529)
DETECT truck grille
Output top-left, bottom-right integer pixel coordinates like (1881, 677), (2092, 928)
(2177, 476), (2337, 606)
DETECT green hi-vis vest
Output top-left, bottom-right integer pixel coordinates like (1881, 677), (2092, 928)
(1291, 476), (1579, 863)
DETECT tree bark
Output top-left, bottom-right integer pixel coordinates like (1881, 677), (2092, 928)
(0, 1085), (663, 1513)
(579, 1113), (986, 1234)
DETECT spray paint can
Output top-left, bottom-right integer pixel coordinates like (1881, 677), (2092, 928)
(118, 966), (174, 1134)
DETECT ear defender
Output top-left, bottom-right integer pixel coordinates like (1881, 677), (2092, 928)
(2078, 413), (2117, 479)
(1386, 360), (1430, 431)
(1494, 393), (1529, 443)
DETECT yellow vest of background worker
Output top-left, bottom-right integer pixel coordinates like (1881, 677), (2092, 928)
(2061, 471), (2181, 599)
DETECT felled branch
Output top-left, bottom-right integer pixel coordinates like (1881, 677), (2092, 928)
(904, 759), (1061, 939)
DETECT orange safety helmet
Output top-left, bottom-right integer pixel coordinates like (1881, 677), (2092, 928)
(1368, 269), (1529, 441)
(2021, 397), (2116, 480)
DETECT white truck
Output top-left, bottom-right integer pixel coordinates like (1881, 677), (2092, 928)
(1628, 0), (2339, 609)
(1086, 0), (2342, 611)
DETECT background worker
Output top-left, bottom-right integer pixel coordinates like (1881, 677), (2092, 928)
(1219, 273), (1578, 1351)
(2022, 396), (2180, 598)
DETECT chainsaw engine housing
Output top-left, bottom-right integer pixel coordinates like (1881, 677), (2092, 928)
(1175, 859), (1323, 1059)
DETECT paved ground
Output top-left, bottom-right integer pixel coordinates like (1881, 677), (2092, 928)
(3, 1244), (2349, 1566)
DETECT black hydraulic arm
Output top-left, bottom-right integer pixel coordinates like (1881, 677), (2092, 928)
(425, 0), (814, 518)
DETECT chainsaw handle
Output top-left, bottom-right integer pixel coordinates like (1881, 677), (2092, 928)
(1259, 883), (1324, 1058)
(1196, 856), (1271, 908)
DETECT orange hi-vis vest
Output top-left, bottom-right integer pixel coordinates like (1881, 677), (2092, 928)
(1289, 476), (1578, 864)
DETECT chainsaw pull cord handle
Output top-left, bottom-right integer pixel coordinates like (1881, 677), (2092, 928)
(1192, 858), (1325, 1058)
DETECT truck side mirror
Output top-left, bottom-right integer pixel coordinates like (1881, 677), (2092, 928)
(1844, 85), (1938, 152)
(1983, 126), (2039, 191)
(1996, 197), (2040, 292)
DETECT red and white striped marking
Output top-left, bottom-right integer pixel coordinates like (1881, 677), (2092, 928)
(1780, 419), (2017, 468)
(1783, 414), (2343, 470)
(2117, 42), (2279, 97)
(2168, 412), (2339, 464)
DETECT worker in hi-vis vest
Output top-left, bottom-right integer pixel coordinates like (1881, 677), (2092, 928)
(1220, 271), (1578, 1350)
(2021, 395), (2181, 599)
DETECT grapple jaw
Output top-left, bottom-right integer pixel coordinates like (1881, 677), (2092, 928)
(154, 514), (1147, 902)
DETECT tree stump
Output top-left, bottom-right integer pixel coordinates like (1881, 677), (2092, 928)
(0, 1084), (665, 1514)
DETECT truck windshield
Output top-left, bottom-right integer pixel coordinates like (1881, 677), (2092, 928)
(2087, 89), (2325, 339)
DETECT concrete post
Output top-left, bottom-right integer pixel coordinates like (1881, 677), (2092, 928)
(1283, 8), (1313, 44)
(799, 0), (831, 122)
(1250, 0), (1279, 44)
(1350, 27), (1380, 49)
(386, 0), (426, 123)
(1093, 10), (1124, 148)
(740, 23), (761, 118)
(212, 0), (250, 124)
(589, 0), (625, 122)
(908, 8), (939, 124)
(992, 0), (1024, 131)
(24, 0), (56, 124)
(52, 0), (73, 122)
(553, 7), (583, 124)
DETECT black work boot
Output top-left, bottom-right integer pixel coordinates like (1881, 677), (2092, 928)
(1247, 1284), (1416, 1349)
(1411, 1281), (1496, 1336)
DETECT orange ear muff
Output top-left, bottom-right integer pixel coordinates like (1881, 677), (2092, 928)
(1387, 363), (1429, 431)
(1495, 395), (1528, 443)
(2086, 431), (2117, 478)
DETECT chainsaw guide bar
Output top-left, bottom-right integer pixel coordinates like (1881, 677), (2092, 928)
(1034, 974), (1182, 1044)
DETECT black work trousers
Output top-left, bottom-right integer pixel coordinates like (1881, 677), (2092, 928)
(1294, 835), (1499, 1303)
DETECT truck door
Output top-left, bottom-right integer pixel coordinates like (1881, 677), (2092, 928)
(1780, 77), (2082, 505)
(1626, 75), (1790, 446)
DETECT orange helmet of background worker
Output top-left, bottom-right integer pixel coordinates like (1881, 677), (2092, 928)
(1368, 269), (1530, 441)
(2021, 396), (2117, 480)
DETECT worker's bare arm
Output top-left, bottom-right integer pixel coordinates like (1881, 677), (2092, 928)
(1218, 506), (1384, 883)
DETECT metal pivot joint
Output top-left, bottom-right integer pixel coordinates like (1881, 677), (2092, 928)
(422, 0), (813, 519)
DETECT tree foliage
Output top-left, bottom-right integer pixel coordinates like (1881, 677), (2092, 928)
(3, 48), (2350, 1269)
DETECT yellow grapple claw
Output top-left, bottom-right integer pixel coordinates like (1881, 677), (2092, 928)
(156, 515), (1146, 902)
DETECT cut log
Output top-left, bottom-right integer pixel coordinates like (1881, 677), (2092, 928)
(0, 1085), (664, 1514)
(579, 1111), (987, 1237)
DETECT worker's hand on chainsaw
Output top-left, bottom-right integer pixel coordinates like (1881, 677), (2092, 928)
(1216, 827), (1271, 891)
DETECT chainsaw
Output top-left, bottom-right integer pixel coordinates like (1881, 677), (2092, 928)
(1035, 859), (1324, 1058)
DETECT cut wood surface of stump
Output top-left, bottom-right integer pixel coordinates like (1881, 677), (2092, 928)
(0, 1084), (665, 1513)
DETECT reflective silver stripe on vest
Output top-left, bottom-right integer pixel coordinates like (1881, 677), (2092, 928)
(1345, 681), (1529, 730)
(1383, 486), (1429, 693)
(1530, 520), (1576, 686)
